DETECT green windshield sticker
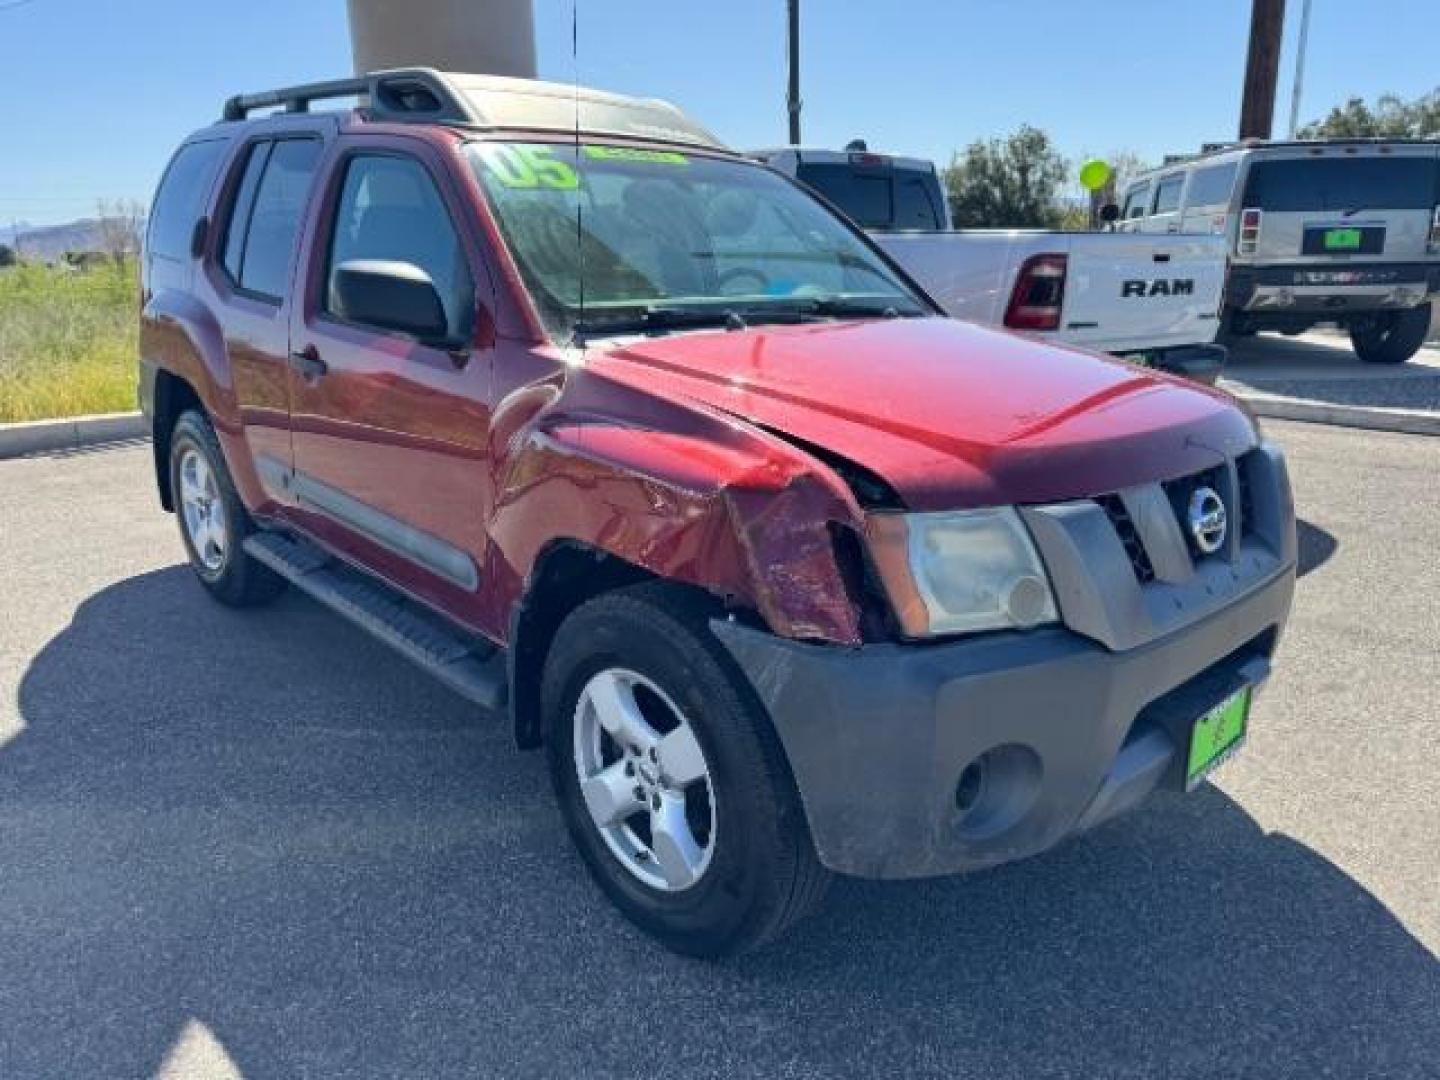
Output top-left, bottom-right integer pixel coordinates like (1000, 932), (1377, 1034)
(583, 146), (689, 165)
(1324, 228), (1363, 251)
(475, 144), (579, 190)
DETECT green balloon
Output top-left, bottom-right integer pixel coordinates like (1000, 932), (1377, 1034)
(1079, 159), (1112, 191)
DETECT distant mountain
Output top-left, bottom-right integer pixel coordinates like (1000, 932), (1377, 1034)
(2, 217), (138, 262)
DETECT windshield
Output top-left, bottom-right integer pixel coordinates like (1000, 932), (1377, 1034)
(1243, 156), (1440, 213)
(466, 141), (928, 340)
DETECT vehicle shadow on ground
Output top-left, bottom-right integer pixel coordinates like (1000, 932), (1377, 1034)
(1296, 517), (1338, 577)
(2, 568), (1435, 1078)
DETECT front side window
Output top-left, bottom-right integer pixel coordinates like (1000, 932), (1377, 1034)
(1122, 184), (1151, 219)
(223, 138), (323, 300)
(324, 154), (475, 339)
(468, 142), (927, 340)
(1152, 176), (1184, 215)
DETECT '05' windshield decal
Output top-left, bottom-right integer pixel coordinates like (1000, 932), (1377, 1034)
(476, 143), (690, 190)
(474, 144), (580, 190)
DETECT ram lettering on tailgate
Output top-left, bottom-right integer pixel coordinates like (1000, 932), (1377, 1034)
(1122, 278), (1196, 298)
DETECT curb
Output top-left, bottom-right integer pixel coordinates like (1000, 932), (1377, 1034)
(0, 412), (148, 460)
(1230, 391), (1440, 436)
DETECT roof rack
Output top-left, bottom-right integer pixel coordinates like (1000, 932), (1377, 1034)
(222, 68), (471, 124)
(220, 68), (727, 151)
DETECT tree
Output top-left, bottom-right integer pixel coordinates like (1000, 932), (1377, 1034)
(1297, 89), (1440, 139)
(0, 243), (16, 268)
(95, 198), (146, 265)
(943, 125), (1068, 228)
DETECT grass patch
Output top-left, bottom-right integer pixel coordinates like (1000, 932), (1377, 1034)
(0, 261), (138, 423)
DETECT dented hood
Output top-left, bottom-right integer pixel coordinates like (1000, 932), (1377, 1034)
(586, 317), (1256, 511)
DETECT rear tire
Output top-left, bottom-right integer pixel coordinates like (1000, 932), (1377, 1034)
(168, 410), (285, 607)
(1350, 303), (1431, 364)
(543, 583), (829, 957)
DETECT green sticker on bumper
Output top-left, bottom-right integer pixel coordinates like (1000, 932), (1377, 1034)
(1187, 686), (1250, 787)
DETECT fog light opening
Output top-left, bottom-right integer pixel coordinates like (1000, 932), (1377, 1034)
(955, 760), (987, 815)
(953, 744), (1044, 841)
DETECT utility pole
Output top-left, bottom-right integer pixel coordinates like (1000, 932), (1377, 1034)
(786, 0), (801, 145)
(1238, 0), (1285, 140)
(1286, 0), (1313, 137)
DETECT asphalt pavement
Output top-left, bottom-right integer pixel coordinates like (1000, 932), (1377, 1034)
(1223, 329), (1440, 412)
(0, 422), (1436, 1079)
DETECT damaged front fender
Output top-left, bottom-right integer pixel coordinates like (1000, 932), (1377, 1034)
(482, 369), (869, 646)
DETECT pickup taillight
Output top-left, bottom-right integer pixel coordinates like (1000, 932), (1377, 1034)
(1004, 254), (1067, 332)
(1429, 206), (1440, 253)
(1238, 208), (1262, 255)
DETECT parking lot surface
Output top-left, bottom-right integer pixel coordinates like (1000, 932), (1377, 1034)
(1223, 330), (1440, 412)
(1, 421), (1436, 1078)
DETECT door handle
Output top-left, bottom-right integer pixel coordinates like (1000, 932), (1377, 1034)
(288, 345), (328, 380)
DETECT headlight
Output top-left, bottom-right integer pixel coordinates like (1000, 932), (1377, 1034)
(865, 508), (1058, 637)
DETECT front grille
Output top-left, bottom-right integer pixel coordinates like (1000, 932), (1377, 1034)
(1236, 452), (1257, 537)
(1163, 465), (1227, 560)
(1097, 494), (1156, 583)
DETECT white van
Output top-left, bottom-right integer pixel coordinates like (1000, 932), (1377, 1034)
(1122, 140), (1440, 363)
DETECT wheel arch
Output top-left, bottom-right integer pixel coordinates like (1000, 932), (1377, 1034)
(150, 368), (206, 512)
(507, 539), (738, 750)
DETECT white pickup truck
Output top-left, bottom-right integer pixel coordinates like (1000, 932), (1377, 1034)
(755, 147), (1230, 381)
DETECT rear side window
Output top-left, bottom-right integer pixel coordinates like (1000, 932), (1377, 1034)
(1152, 175), (1184, 215)
(148, 140), (225, 260)
(221, 142), (271, 282)
(222, 138), (323, 300)
(1122, 184), (1151, 219)
(1185, 163), (1238, 208)
(796, 163), (945, 231)
(896, 176), (942, 230)
(798, 164), (892, 227)
(324, 154), (474, 339)
(1243, 156), (1440, 211)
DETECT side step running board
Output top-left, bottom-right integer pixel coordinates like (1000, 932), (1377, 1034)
(243, 531), (508, 712)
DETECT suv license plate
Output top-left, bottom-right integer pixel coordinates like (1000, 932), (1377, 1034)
(1322, 227), (1364, 251)
(1186, 686), (1250, 790)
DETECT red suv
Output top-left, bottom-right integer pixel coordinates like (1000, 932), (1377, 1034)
(139, 70), (1297, 956)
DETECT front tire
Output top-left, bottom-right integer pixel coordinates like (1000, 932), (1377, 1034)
(543, 583), (829, 957)
(169, 410), (285, 607)
(1350, 303), (1431, 364)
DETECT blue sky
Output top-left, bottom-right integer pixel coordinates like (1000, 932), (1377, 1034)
(1, 0), (1437, 227)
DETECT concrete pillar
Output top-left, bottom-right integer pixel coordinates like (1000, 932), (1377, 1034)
(347, 0), (537, 78)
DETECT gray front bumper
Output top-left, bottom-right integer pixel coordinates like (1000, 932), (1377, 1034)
(712, 564), (1293, 879)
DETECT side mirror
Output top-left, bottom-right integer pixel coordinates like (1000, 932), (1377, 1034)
(1099, 203), (1121, 224)
(332, 259), (451, 344)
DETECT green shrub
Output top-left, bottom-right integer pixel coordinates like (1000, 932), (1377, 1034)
(0, 260), (138, 422)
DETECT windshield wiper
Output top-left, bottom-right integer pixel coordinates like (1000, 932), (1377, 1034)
(772, 295), (926, 320)
(571, 304), (750, 341)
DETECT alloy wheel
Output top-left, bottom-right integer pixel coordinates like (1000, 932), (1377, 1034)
(572, 667), (717, 892)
